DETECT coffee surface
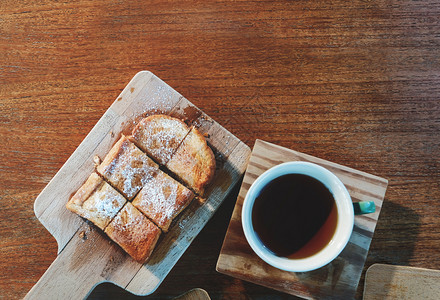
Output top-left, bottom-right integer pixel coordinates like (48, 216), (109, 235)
(252, 174), (338, 259)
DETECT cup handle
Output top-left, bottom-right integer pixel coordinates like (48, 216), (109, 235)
(353, 201), (376, 215)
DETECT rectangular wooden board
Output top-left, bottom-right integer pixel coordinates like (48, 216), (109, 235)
(26, 71), (251, 299)
(216, 139), (388, 299)
(364, 264), (440, 300)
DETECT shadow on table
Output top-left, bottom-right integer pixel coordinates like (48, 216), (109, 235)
(356, 199), (421, 299)
(86, 198), (421, 300)
(87, 182), (242, 300)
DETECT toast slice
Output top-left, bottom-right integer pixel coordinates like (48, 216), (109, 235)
(66, 172), (126, 230)
(104, 202), (162, 263)
(97, 135), (159, 200)
(131, 115), (191, 165)
(132, 170), (195, 232)
(165, 127), (216, 196)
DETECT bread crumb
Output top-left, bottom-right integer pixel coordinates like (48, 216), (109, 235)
(79, 231), (87, 240)
(93, 155), (101, 167)
(111, 131), (115, 138)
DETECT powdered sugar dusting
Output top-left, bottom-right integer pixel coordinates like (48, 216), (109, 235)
(145, 174), (178, 223)
(110, 202), (144, 232)
(81, 182), (126, 229)
(143, 121), (182, 164)
(133, 171), (193, 231)
(132, 116), (189, 165)
(192, 114), (214, 130)
(119, 81), (178, 141)
(140, 83), (176, 115)
(123, 203), (142, 226)
(100, 138), (158, 199)
(192, 117), (204, 129)
(167, 138), (199, 188)
(178, 216), (189, 230)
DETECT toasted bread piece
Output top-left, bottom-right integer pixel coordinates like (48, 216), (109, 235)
(131, 115), (191, 165)
(132, 170), (195, 232)
(97, 135), (159, 200)
(66, 173), (126, 230)
(104, 202), (161, 263)
(165, 128), (216, 195)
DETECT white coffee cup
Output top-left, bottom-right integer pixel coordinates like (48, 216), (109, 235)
(241, 161), (354, 272)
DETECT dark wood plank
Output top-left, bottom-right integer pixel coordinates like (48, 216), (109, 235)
(1, 0), (440, 299)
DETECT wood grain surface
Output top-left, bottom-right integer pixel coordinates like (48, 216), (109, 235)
(1, 0), (440, 299)
(364, 264), (440, 299)
(217, 140), (388, 299)
(174, 288), (211, 300)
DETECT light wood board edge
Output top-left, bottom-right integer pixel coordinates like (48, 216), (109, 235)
(174, 288), (211, 300)
(29, 71), (251, 297)
(363, 264), (440, 300)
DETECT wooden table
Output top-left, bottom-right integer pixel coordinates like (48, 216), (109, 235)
(1, 1), (439, 299)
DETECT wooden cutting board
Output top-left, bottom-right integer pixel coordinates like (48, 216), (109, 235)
(364, 264), (440, 299)
(216, 140), (388, 299)
(174, 288), (211, 300)
(25, 71), (251, 299)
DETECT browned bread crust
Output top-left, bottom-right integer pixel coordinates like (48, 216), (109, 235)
(165, 127), (216, 196)
(97, 135), (159, 200)
(66, 172), (126, 230)
(131, 114), (190, 165)
(132, 170), (195, 232)
(104, 202), (161, 263)
(68, 115), (215, 262)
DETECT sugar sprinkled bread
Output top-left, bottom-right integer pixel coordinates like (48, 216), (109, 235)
(66, 173), (126, 230)
(68, 114), (216, 263)
(97, 135), (159, 200)
(166, 127), (216, 196)
(104, 202), (161, 263)
(132, 170), (194, 232)
(131, 114), (191, 165)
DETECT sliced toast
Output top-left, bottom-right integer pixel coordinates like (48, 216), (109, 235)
(66, 172), (126, 230)
(131, 115), (190, 165)
(104, 202), (161, 263)
(166, 127), (216, 196)
(97, 135), (159, 200)
(132, 170), (195, 232)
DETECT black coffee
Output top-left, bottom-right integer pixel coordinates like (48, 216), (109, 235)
(251, 174), (338, 259)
